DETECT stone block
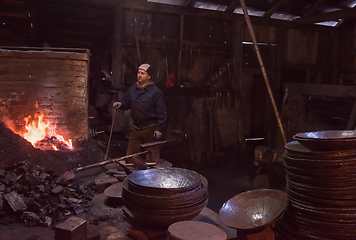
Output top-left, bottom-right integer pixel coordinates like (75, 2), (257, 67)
(55, 216), (87, 240)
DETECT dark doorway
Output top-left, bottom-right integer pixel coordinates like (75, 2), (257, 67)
(251, 74), (267, 138)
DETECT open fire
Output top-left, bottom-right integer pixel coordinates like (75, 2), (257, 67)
(5, 112), (73, 151)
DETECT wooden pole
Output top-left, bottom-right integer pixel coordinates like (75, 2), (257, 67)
(239, 0), (287, 145)
(130, 8), (141, 65)
(177, 15), (184, 86)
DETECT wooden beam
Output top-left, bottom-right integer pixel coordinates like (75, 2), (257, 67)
(130, 7), (141, 65)
(1, 0), (337, 32)
(177, 14), (184, 86)
(231, 20), (243, 143)
(118, 1), (335, 32)
(285, 83), (356, 98)
(112, 5), (124, 88)
(0, 10), (27, 18)
(302, 0), (327, 18)
(41, 18), (107, 27)
(225, 0), (239, 13)
(37, 29), (101, 38)
(263, 0), (285, 18)
(187, 0), (197, 7)
(112, 5), (126, 134)
(295, 7), (356, 25)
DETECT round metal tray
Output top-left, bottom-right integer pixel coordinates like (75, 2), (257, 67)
(219, 189), (288, 233)
(104, 182), (123, 199)
(295, 130), (356, 140)
(293, 131), (356, 151)
(127, 167), (202, 195)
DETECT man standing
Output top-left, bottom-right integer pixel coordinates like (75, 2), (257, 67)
(113, 63), (167, 155)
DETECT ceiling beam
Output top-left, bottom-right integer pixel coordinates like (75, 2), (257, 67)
(302, 0), (327, 18)
(263, 0), (285, 18)
(1, 0), (336, 32)
(295, 7), (356, 24)
(186, 0), (197, 7)
(118, 1), (335, 32)
(0, 10), (26, 18)
(225, 0), (239, 13)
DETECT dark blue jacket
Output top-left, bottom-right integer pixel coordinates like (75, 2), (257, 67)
(119, 82), (167, 132)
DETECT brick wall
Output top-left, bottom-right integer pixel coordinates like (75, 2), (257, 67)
(0, 48), (89, 142)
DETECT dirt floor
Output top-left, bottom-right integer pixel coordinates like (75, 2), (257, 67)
(0, 120), (286, 240)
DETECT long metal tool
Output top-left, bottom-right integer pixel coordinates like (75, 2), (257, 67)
(104, 108), (117, 160)
(74, 150), (149, 173)
(56, 150), (149, 182)
(239, 0), (287, 145)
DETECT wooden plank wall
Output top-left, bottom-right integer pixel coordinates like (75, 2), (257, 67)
(0, 48), (89, 142)
(354, 24), (356, 72)
(238, 23), (333, 146)
(286, 29), (319, 65)
(282, 83), (356, 139)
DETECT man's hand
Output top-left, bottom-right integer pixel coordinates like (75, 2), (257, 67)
(113, 102), (122, 109)
(153, 131), (162, 140)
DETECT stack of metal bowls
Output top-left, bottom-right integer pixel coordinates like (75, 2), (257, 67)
(122, 167), (208, 229)
(276, 130), (356, 240)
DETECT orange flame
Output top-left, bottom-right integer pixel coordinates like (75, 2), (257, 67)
(23, 114), (49, 145)
(9, 112), (73, 151)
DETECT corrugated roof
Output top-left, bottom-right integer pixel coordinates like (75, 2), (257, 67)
(148, 0), (356, 27)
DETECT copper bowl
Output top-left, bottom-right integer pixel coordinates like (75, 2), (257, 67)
(122, 175), (208, 207)
(295, 130), (356, 140)
(293, 130), (356, 151)
(219, 189), (288, 233)
(127, 167), (202, 195)
(122, 170), (209, 230)
(284, 141), (356, 159)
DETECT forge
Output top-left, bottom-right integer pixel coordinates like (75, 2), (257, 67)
(0, 47), (105, 176)
(0, 47), (90, 149)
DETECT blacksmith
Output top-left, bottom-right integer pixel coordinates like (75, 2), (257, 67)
(113, 63), (167, 155)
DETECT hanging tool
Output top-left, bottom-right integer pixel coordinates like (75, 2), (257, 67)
(184, 43), (188, 77)
(207, 74), (224, 167)
(211, 51), (216, 76)
(164, 44), (169, 79)
(240, 0), (287, 145)
(226, 61), (234, 110)
(104, 108), (117, 160)
(177, 14), (184, 86)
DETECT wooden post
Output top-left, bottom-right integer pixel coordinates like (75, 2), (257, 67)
(112, 5), (125, 132)
(131, 8), (141, 65)
(112, 6), (124, 88)
(317, 70), (322, 84)
(232, 19), (244, 143)
(271, 27), (285, 145)
(332, 32), (341, 85)
(177, 15), (184, 86)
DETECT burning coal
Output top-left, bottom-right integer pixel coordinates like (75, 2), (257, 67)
(4, 112), (73, 151)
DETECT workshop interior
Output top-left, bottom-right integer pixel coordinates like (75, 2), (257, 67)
(1, 0), (356, 239)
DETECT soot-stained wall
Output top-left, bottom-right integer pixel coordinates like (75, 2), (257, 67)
(0, 48), (89, 142)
